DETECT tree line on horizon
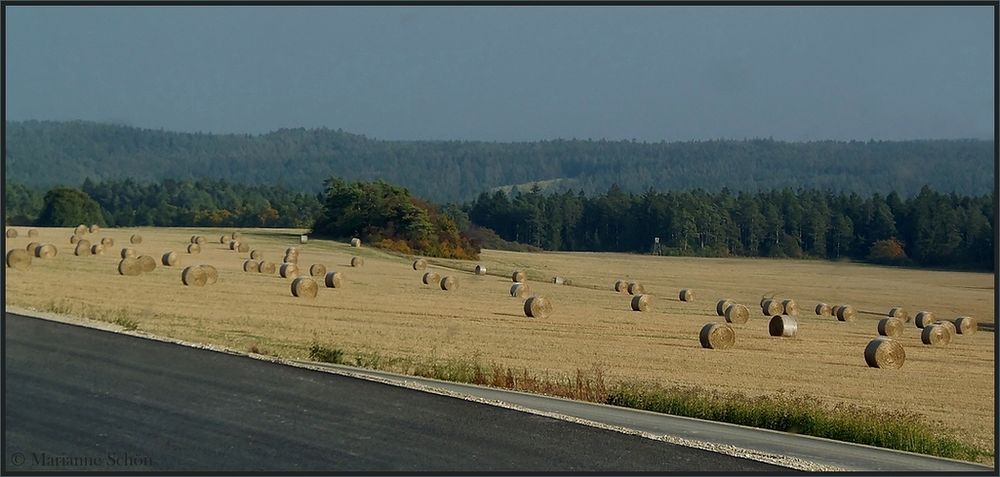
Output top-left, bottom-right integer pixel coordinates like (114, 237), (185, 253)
(5, 178), (993, 270)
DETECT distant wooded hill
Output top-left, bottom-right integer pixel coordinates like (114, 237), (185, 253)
(5, 120), (993, 202)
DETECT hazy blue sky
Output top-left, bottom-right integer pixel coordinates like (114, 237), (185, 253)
(4, 6), (994, 141)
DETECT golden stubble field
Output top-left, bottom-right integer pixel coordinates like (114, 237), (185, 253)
(4, 226), (996, 451)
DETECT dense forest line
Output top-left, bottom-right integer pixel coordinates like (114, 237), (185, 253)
(5, 120), (994, 203)
(5, 178), (994, 270)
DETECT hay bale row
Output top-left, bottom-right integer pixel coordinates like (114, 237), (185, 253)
(35, 244), (58, 258)
(243, 260), (259, 272)
(351, 256), (364, 267)
(921, 324), (951, 347)
(475, 265), (486, 275)
(679, 288), (695, 302)
(187, 243), (201, 254)
(190, 235), (207, 245)
(6, 249), (32, 270)
(614, 280), (627, 293)
(864, 338), (905, 369)
(162, 251), (179, 266)
(627, 282), (645, 295)
(26, 242), (41, 254)
(280, 263), (299, 278)
(914, 311), (935, 329)
(716, 299), (734, 316)
(440, 276), (457, 291)
(524, 296), (551, 318)
(258, 261), (276, 275)
(700, 323), (735, 349)
(291, 277), (318, 298)
(310, 264), (327, 277)
(130, 234), (143, 244)
(324, 271), (343, 288)
(877, 318), (904, 337)
(954, 316), (977, 335)
(630, 294), (650, 312)
(724, 304), (750, 324)
(932, 320), (957, 337)
(412, 258), (427, 271)
(815, 303), (832, 316)
(510, 282), (529, 297)
(423, 271), (440, 285)
(836, 305), (857, 322)
(512, 270), (526, 283)
(768, 315), (797, 337)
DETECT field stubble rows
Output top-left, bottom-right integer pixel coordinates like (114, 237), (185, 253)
(4, 227), (995, 453)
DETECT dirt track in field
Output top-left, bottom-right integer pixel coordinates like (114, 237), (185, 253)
(4, 226), (995, 452)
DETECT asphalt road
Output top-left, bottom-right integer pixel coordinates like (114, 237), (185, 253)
(3, 313), (787, 472)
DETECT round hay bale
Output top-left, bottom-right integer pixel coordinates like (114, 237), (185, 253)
(243, 260), (259, 272)
(201, 265), (218, 284)
(291, 277), (318, 298)
(921, 324), (952, 347)
(74, 224), (88, 235)
(630, 294), (651, 312)
(954, 316), (977, 335)
(815, 303), (832, 316)
(231, 231), (241, 240)
(864, 338), (905, 369)
(510, 282), (529, 297)
(26, 242), (41, 254)
(914, 311), (936, 329)
(614, 280), (627, 293)
(257, 261), (276, 275)
(932, 320), (957, 337)
(324, 271), (344, 288)
(237, 242), (249, 253)
(440, 276), (457, 291)
(310, 263), (327, 277)
(35, 244), (57, 259)
(412, 258), (427, 271)
(350, 256), (364, 267)
(768, 315), (798, 337)
(161, 251), (179, 266)
(888, 307), (909, 323)
(475, 264), (487, 275)
(27, 229), (38, 237)
(219, 235), (227, 244)
(229, 240), (239, 251)
(877, 318), (904, 337)
(74, 242), (93, 256)
(101, 237), (114, 248)
(699, 323), (736, 350)
(118, 257), (142, 276)
(679, 288), (695, 302)
(523, 296), (552, 318)
(120, 247), (136, 259)
(137, 255), (156, 273)
(781, 299), (798, 316)
(422, 271), (440, 285)
(285, 247), (298, 256)
(181, 266), (207, 286)
(187, 243), (201, 254)
(89, 224), (100, 233)
(90, 244), (104, 255)
(351, 238), (361, 247)
(130, 234), (143, 244)
(283, 253), (299, 264)
(5, 228), (17, 238)
(250, 250), (262, 260)
(280, 263), (299, 278)
(724, 304), (750, 324)
(761, 299), (782, 316)
(69, 235), (82, 245)
(627, 282), (645, 295)
(830, 305), (844, 317)
(716, 299), (734, 316)
(194, 235), (206, 245)
(512, 270), (526, 283)
(6, 249), (32, 270)
(836, 305), (857, 322)
(76, 238), (91, 250)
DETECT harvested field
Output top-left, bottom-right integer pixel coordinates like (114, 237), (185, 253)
(3, 227), (995, 456)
